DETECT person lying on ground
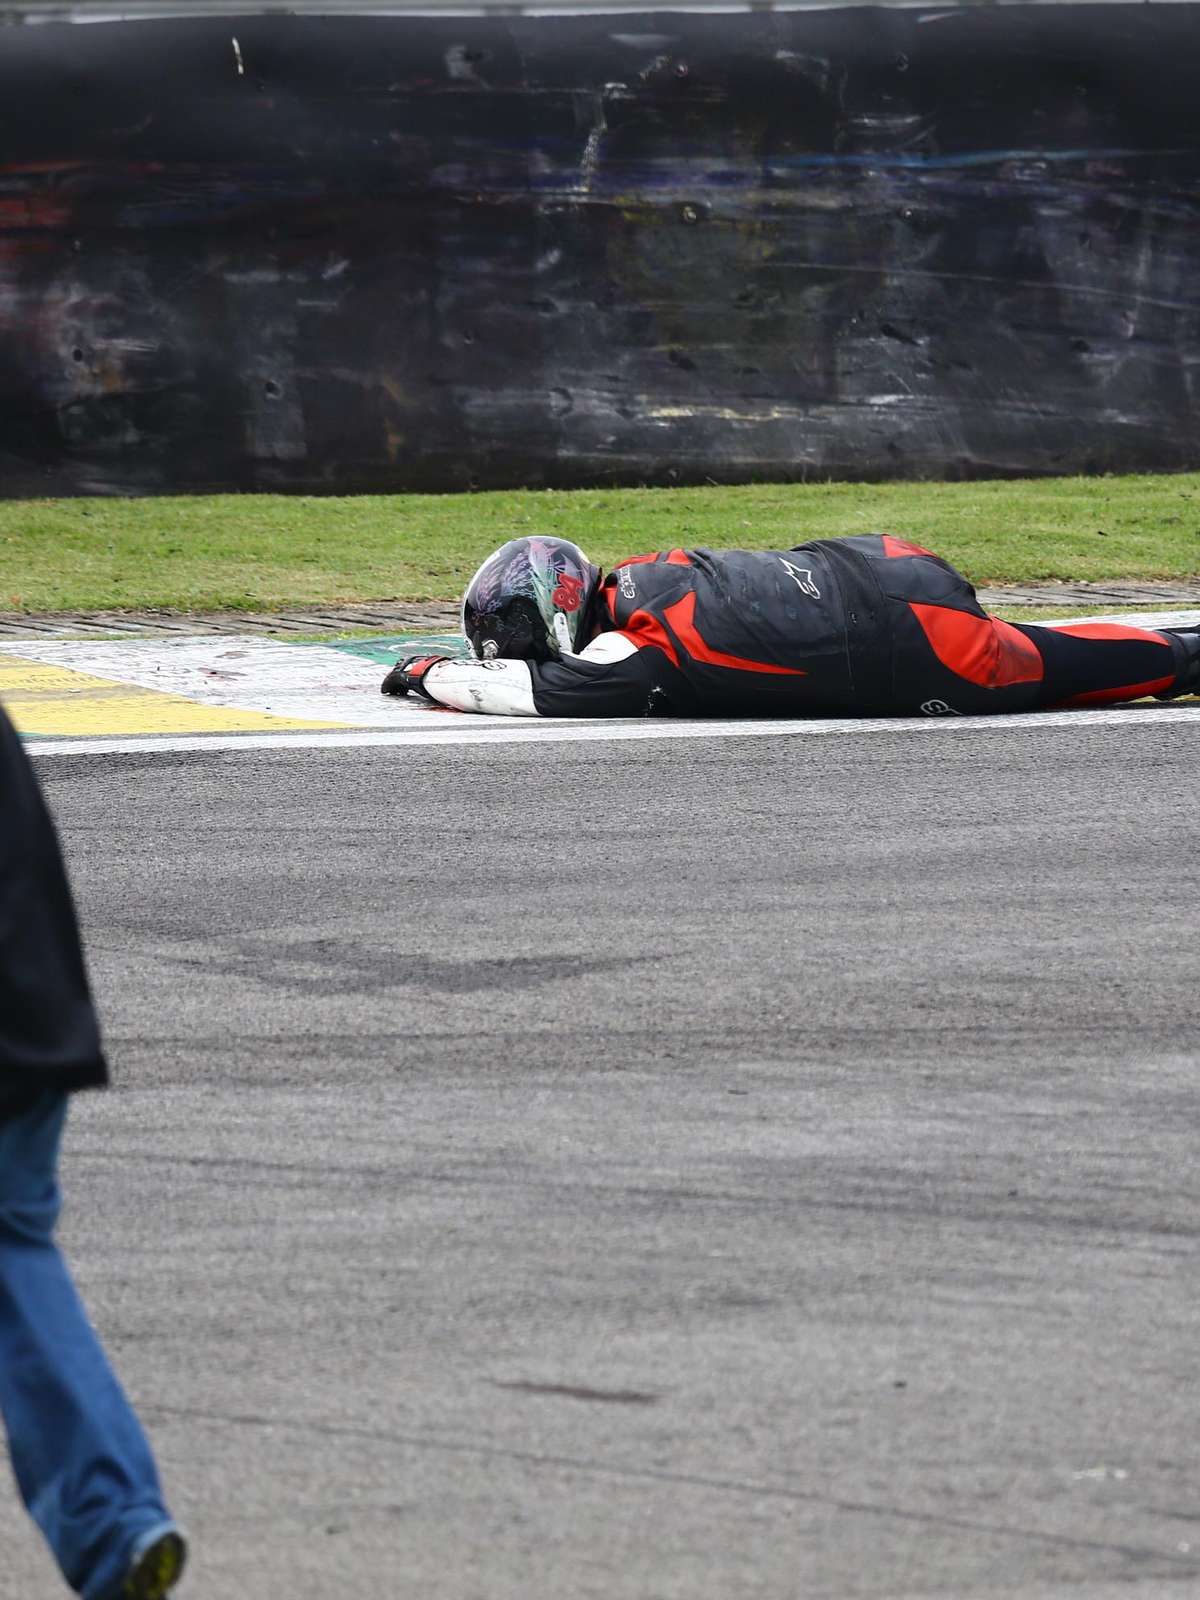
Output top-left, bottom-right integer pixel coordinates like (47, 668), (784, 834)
(0, 704), (187, 1600)
(380, 534), (1200, 719)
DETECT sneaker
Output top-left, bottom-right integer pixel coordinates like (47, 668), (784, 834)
(1156, 626), (1200, 700)
(120, 1528), (187, 1599)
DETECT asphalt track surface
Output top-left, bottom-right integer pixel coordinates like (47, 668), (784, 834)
(4, 716), (1200, 1600)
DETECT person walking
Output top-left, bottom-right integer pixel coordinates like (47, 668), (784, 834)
(0, 704), (186, 1599)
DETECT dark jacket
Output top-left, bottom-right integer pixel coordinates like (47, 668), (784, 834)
(0, 705), (108, 1123)
(528, 539), (892, 717)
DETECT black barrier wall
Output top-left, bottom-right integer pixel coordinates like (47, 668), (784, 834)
(2, 5), (1199, 494)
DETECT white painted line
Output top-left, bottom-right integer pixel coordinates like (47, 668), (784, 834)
(25, 702), (1200, 756)
(1044, 609), (1200, 629)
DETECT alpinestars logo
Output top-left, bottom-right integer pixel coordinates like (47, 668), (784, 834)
(779, 559), (821, 598)
(618, 567), (637, 600)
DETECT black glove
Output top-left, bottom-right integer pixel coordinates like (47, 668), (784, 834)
(380, 654), (451, 699)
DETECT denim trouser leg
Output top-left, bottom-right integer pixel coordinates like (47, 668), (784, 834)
(0, 1092), (174, 1599)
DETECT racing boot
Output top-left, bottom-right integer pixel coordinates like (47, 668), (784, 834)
(1155, 625), (1200, 700)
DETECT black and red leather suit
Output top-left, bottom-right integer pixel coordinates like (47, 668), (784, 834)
(519, 535), (1188, 718)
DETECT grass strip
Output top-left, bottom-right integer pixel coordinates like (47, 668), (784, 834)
(1, 473), (1197, 614)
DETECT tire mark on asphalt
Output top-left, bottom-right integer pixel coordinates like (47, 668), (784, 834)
(492, 1380), (661, 1405)
(140, 1401), (1200, 1572)
(68, 1148), (1200, 1242)
(131, 946), (651, 996)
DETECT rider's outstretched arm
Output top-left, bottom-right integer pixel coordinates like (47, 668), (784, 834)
(384, 634), (662, 718)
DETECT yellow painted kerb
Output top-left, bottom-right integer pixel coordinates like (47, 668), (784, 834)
(0, 653), (348, 737)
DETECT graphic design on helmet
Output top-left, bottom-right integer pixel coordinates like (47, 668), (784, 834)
(462, 537), (602, 662)
(552, 573), (585, 612)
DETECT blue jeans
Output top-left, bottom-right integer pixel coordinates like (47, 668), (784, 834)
(0, 1092), (175, 1599)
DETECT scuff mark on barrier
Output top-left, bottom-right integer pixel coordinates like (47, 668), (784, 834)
(575, 90), (607, 194)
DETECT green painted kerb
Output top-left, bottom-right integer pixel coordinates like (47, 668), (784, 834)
(321, 632), (465, 667)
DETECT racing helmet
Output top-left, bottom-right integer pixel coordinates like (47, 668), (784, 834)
(462, 536), (602, 662)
